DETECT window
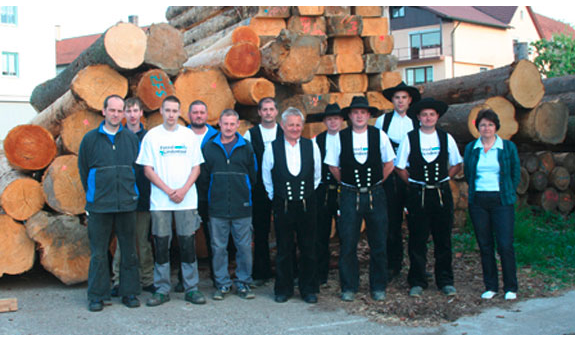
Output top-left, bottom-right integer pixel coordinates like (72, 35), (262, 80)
(411, 31), (441, 49)
(391, 7), (405, 18)
(406, 66), (433, 85)
(1, 6), (17, 25)
(2, 52), (19, 77)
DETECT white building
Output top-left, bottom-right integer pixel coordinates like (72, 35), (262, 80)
(0, 5), (56, 139)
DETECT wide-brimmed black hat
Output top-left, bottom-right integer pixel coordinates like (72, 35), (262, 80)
(407, 97), (448, 119)
(341, 96), (379, 116)
(382, 81), (421, 103)
(317, 103), (344, 120)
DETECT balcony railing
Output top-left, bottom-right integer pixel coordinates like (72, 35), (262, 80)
(392, 46), (442, 61)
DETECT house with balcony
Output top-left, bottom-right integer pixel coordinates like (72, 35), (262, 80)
(389, 6), (544, 85)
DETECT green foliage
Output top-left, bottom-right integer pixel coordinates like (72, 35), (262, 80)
(531, 32), (575, 78)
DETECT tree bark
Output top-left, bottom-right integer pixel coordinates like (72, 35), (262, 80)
(553, 153), (575, 173)
(326, 15), (363, 37)
(287, 16), (326, 36)
(165, 6), (193, 21)
(42, 155), (86, 215)
(363, 54), (398, 74)
(199, 26), (260, 56)
(184, 18), (252, 57)
(168, 6), (228, 30)
(368, 71), (402, 91)
(0, 215), (35, 278)
(3, 125), (57, 171)
(517, 167), (530, 195)
(184, 42), (261, 80)
(514, 100), (569, 145)
(183, 8), (254, 46)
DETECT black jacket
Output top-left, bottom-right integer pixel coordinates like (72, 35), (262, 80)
(199, 132), (257, 219)
(130, 124), (151, 211)
(78, 123), (140, 213)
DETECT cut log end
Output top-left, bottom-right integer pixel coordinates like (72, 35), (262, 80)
(104, 22), (147, 70)
(3, 125), (57, 171)
(223, 42), (262, 79)
(467, 96), (517, 140)
(0, 215), (35, 277)
(1, 178), (45, 221)
(70, 64), (129, 112)
(509, 59), (545, 109)
(42, 155), (86, 216)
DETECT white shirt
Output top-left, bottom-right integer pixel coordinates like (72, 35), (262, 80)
(324, 129), (396, 167)
(395, 129), (463, 183)
(136, 125), (204, 211)
(243, 124), (278, 149)
(474, 135), (503, 192)
(262, 138), (322, 200)
(374, 111), (415, 146)
(312, 132), (339, 164)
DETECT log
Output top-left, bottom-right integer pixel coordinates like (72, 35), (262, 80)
(230, 78), (276, 106)
(235, 105), (263, 125)
(60, 109), (104, 155)
(184, 18), (252, 57)
(296, 75), (331, 95)
(70, 64), (129, 112)
(521, 153), (540, 173)
(303, 122), (327, 139)
(540, 92), (575, 117)
(144, 23), (187, 76)
(316, 54), (365, 75)
(0, 215), (35, 278)
(329, 74), (368, 93)
(364, 36), (394, 55)
(26, 211), (90, 285)
(363, 54), (398, 74)
(418, 59), (545, 109)
(517, 167), (530, 195)
(553, 153), (575, 173)
(326, 15), (363, 37)
(174, 68), (236, 125)
(368, 71), (402, 91)
(42, 155), (86, 215)
(287, 16), (326, 36)
(3, 125), (57, 171)
(165, 6), (193, 21)
(132, 69), (177, 112)
(199, 26), (260, 55)
(549, 166), (570, 191)
(295, 6), (325, 16)
(168, 6), (227, 30)
(184, 41), (261, 79)
(558, 190), (574, 214)
(366, 91), (394, 111)
(249, 17), (287, 36)
(329, 92), (365, 109)
(183, 8), (251, 46)
(0, 298), (18, 313)
(238, 119), (254, 136)
(260, 30), (322, 84)
(0, 152), (44, 221)
(360, 17), (389, 37)
(529, 171), (548, 192)
(353, 6), (383, 17)
(514, 101), (569, 145)
(537, 151), (555, 175)
(324, 7), (351, 16)
(328, 36), (364, 55)
(29, 91), (85, 138)
(542, 74), (575, 96)
(256, 6), (291, 18)
(30, 22), (145, 112)
(529, 187), (559, 212)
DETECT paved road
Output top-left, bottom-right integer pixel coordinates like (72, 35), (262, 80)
(1, 269), (574, 335)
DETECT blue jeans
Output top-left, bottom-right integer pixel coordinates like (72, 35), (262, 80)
(338, 185), (388, 293)
(469, 192), (517, 293)
(209, 216), (253, 289)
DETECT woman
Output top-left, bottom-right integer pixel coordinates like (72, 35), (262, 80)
(464, 109), (521, 300)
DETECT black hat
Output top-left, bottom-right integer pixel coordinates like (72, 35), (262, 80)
(382, 81), (421, 103)
(407, 97), (448, 120)
(341, 96), (379, 116)
(317, 103), (344, 120)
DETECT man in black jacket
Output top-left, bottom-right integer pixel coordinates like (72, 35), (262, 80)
(78, 94), (141, 312)
(199, 109), (257, 300)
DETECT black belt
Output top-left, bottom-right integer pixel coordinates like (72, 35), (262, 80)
(341, 181), (383, 211)
(409, 181), (449, 208)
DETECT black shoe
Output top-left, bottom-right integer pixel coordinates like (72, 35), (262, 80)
(303, 294), (318, 304)
(88, 300), (104, 312)
(121, 295), (141, 308)
(142, 284), (157, 293)
(274, 295), (290, 303)
(110, 285), (119, 297)
(174, 281), (184, 293)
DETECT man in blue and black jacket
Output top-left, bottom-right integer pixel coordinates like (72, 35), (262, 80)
(78, 94), (141, 312)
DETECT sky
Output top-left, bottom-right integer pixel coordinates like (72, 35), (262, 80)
(38, 3), (575, 40)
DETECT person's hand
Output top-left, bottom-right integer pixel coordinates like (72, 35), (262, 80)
(169, 187), (188, 203)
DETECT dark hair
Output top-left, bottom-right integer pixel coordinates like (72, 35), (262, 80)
(103, 94), (124, 109)
(188, 100), (207, 113)
(162, 95), (180, 109)
(124, 97), (143, 111)
(257, 97), (277, 111)
(475, 109), (500, 131)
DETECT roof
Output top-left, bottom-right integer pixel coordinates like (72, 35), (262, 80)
(473, 6), (517, 24)
(534, 13), (575, 40)
(56, 33), (101, 65)
(423, 6), (510, 29)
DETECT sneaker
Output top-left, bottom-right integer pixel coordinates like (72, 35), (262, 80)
(441, 285), (457, 296)
(212, 286), (230, 301)
(88, 300), (104, 312)
(481, 291), (497, 299)
(121, 295), (141, 308)
(146, 293), (170, 307)
(236, 285), (255, 300)
(371, 290), (386, 301)
(409, 286), (423, 297)
(110, 285), (119, 297)
(505, 291), (517, 300)
(340, 291), (355, 302)
(142, 284), (157, 293)
(185, 290), (206, 305)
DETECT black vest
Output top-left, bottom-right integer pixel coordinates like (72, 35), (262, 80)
(249, 125), (283, 188)
(407, 129), (449, 184)
(271, 138), (315, 201)
(339, 126), (383, 188)
(381, 112), (415, 152)
(315, 131), (337, 185)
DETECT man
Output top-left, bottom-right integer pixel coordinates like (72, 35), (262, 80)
(325, 96), (395, 302)
(78, 95), (141, 311)
(244, 97), (283, 286)
(262, 107), (322, 304)
(395, 98), (463, 297)
(110, 97), (155, 297)
(374, 82), (421, 279)
(199, 109), (257, 300)
(312, 104), (344, 287)
(136, 95), (206, 306)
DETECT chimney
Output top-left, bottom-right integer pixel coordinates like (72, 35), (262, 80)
(128, 15), (139, 26)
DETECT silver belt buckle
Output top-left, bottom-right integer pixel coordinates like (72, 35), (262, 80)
(359, 187), (369, 194)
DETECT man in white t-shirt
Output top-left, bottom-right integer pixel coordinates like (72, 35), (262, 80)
(325, 96), (395, 302)
(136, 96), (206, 307)
(395, 98), (463, 298)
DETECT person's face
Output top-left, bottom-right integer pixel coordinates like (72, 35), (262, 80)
(348, 108), (370, 129)
(161, 101), (180, 128)
(478, 118), (497, 139)
(392, 90), (412, 114)
(219, 115), (239, 140)
(102, 97), (124, 129)
(281, 115), (304, 143)
(324, 115), (344, 133)
(258, 101), (278, 125)
(417, 108), (439, 129)
(124, 104), (143, 127)
(188, 104), (208, 128)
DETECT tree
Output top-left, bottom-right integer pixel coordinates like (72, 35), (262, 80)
(531, 32), (575, 78)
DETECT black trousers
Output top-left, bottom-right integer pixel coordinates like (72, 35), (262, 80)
(315, 183), (339, 284)
(252, 186), (274, 280)
(383, 172), (408, 273)
(406, 182), (454, 289)
(273, 196), (318, 297)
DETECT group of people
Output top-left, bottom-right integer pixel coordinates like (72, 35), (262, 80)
(78, 80), (521, 312)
